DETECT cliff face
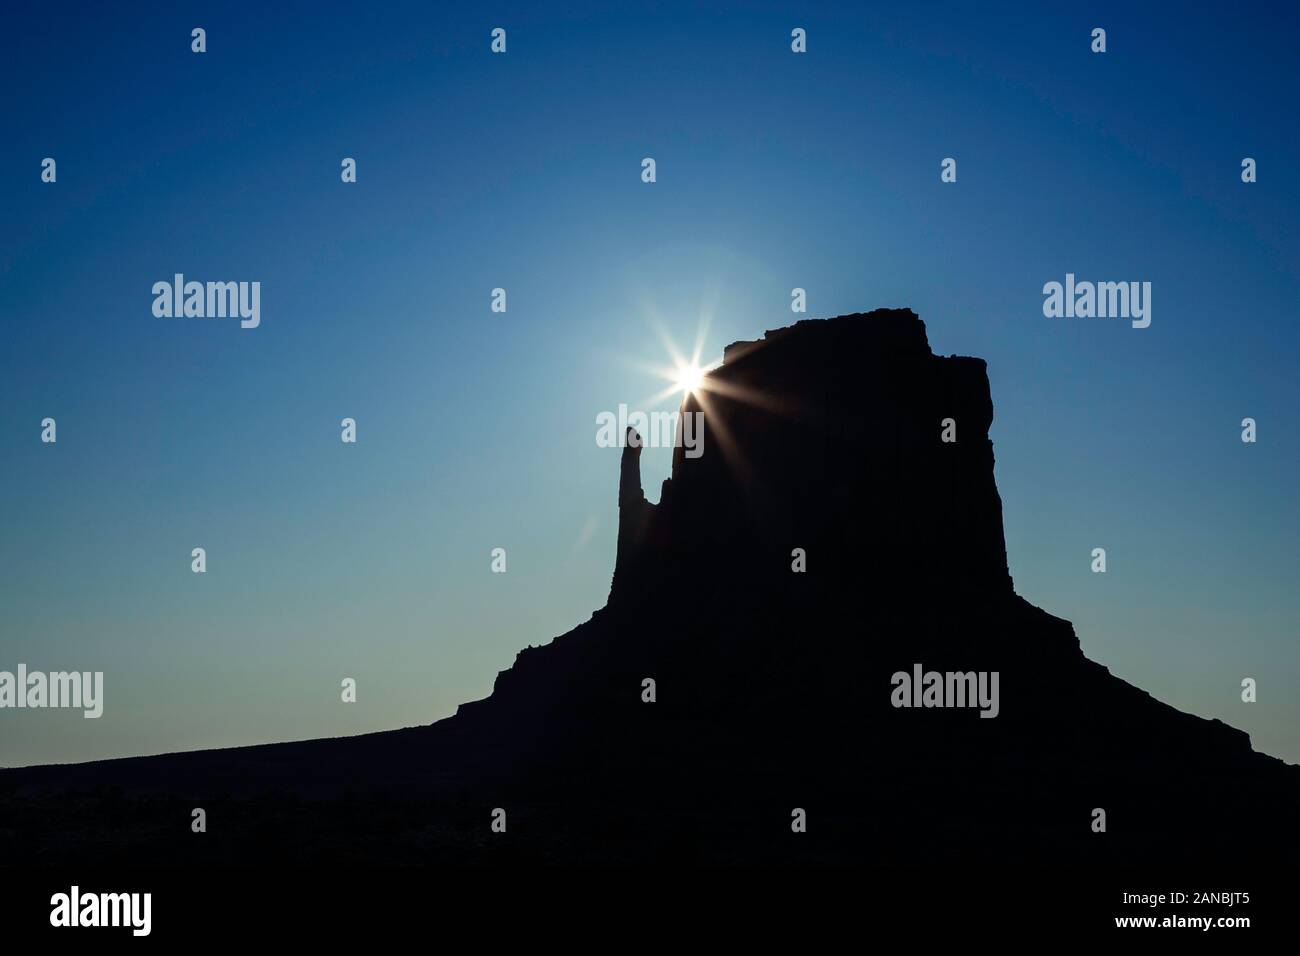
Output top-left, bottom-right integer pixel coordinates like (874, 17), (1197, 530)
(4, 309), (1297, 866)
(610, 310), (1014, 610)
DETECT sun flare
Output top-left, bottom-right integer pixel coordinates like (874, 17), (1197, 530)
(674, 362), (706, 394)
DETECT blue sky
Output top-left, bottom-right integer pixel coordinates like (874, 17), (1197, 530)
(3, 1), (1298, 766)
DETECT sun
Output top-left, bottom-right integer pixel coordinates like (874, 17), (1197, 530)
(627, 306), (723, 406)
(673, 362), (706, 395)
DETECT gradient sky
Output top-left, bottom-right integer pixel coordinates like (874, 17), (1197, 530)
(3, 2), (1298, 767)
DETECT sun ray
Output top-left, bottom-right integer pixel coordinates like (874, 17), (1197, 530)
(689, 388), (754, 484)
(693, 371), (804, 418)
